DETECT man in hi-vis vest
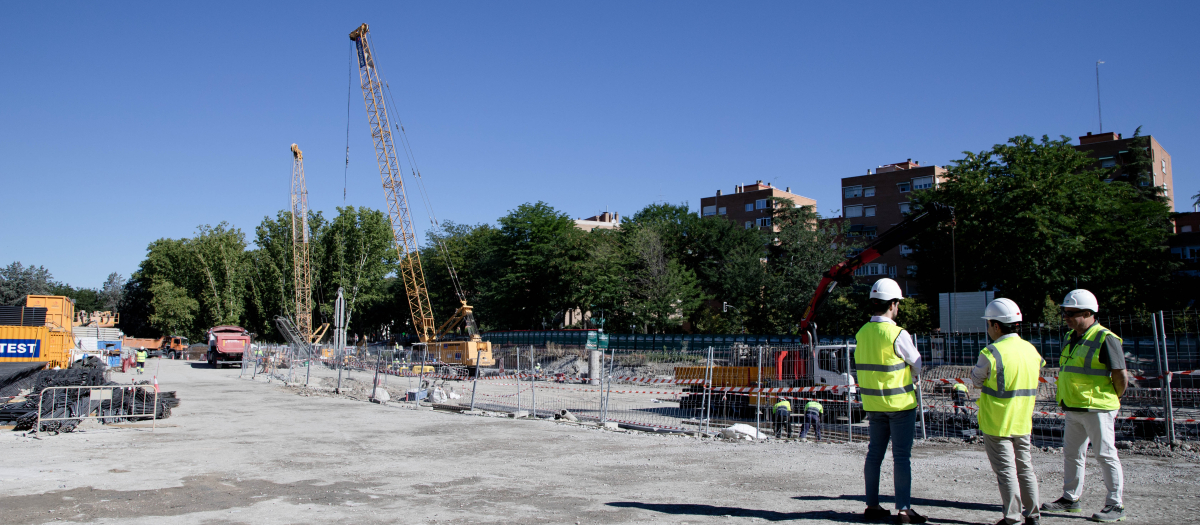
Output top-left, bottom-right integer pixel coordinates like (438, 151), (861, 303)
(1041, 289), (1127, 523)
(970, 299), (1044, 525)
(855, 278), (926, 525)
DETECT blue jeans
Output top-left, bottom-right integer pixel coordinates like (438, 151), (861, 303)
(800, 411), (821, 440)
(865, 408), (917, 510)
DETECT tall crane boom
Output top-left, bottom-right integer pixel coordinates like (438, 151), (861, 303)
(349, 23), (437, 342)
(291, 143), (313, 344)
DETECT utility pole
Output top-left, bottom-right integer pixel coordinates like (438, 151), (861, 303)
(1096, 60), (1105, 132)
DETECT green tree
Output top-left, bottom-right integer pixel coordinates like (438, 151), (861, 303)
(148, 280), (199, 336)
(625, 225), (706, 332)
(762, 199), (855, 333)
(910, 134), (1176, 319)
(483, 202), (586, 329)
(0, 262), (56, 305)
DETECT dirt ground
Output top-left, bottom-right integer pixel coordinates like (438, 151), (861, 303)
(1, 359), (1197, 524)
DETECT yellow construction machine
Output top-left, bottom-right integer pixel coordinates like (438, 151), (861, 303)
(349, 23), (493, 375)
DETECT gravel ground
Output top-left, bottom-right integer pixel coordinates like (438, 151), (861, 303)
(1, 359), (1197, 524)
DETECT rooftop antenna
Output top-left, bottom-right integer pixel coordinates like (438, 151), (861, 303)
(1095, 60), (1105, 132)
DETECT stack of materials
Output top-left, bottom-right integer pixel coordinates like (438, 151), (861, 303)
(0, 364), (181, 433)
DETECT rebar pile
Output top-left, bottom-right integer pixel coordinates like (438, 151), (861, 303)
(0, 367), (181, 432)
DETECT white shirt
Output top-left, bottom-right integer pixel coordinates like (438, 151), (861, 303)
(867, 316), (922, 378)
(969, 333), (1018, 388)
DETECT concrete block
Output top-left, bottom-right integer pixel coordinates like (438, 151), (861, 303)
(600, 422), (619, 430)
(510, 410), (530, 418)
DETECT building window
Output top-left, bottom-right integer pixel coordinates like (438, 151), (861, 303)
(1100, 156), (1116, 169)
(1162, 159), (1168, 174)
(899, 244), (913, 256)
(745, 221), (753, 229)
(854, 263), (888, 277)
(912, 176), (934, 190)
(863, 186), (876, 197)
(906, 265), (918, 276)
(899, 202), (911, 214)
(844, 186), (863, 199)
(745, 203), (754, 212)
(755, 199), (768, 210)
(864, 206), (876, 217)
(756, 217), (773, 227)
(718, 207), (726, 215)
(844, 205), (863, 218)
(888, 265), (897, 278)
(1183, 225), (1192, 233)
(897, 182), (911, 193)
(702, 205), (716, 217)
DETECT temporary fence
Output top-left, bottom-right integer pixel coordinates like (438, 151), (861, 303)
(34, 384), (159, 433)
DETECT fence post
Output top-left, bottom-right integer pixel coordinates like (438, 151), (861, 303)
(756, 345), (762, 435)
(1160, 311), (1176, 444)
(516, 346), (522, 416)
(704, 345), (714, 436)
(845, 341), (852, 443)
(530, 345), (537, 418)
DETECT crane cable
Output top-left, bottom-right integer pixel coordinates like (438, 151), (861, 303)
(366, 32), (469, 305)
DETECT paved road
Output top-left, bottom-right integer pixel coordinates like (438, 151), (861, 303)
(0, 358), (1196, 524)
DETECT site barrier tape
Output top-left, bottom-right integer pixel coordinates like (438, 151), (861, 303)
(716, 390), (865, 406)
(475, 383), (683, 396)
(711, 385), (852, 394)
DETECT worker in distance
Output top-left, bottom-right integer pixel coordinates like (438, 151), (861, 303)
(855, 278), (927, 524)
(970, 298), (1044, 525)
(1041, 289), (1128, 523)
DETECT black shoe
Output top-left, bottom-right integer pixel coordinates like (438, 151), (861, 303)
(896, 509), (927, 524)
(1090, 505), (1125, 522)
(1024, 516), (1040, 525)
(863, 505), (890, 523)
(1040, 497), (1082, 513)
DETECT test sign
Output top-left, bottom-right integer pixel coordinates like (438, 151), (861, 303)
(0, 339), (41, 358)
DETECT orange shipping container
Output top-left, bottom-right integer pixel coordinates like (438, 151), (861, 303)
(0, 325), (72, 369)
(25, 295), (75, 332)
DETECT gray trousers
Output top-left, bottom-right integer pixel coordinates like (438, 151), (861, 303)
(1062, 410), (1124, 506)
(984, 434), (1040, 524)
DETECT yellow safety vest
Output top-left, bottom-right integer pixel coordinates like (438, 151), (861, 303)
(773, 399), (792, 413)
(1057, 323), (1122, 411)
(136, 350), (147, 363)
(978, 336), (1045, 437)
(855, 322), (917, 412)
(805, 401), (824, 414)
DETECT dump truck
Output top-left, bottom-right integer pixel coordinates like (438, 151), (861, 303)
(675, 203), (954, 424)
(207, 326), (250, 368)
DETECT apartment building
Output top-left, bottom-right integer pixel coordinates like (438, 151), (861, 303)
(1075, 131), (1175, 210)
(839, 160), (948, 295)
(574, 211), (620, 231)
(699, 180), (817, 232)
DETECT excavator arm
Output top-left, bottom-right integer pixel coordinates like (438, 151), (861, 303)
(798, 202), (953, 343)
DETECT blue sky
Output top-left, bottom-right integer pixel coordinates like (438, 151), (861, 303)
(2, 2), (1197, 289)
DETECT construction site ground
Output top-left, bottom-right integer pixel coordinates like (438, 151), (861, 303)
(1, 359), (1197, 524)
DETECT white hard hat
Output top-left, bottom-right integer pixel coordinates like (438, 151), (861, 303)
(1061, 289), (1099, 313)
(869, 278), (903, 301)
(982, 298), (1022, 323)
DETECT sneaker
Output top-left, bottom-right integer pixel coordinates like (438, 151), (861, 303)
(1090, 505), (1125, 522)
(1040, 497), (1082, 513)
(1024, 516), (1040, 525)
(863, 505), (890, 522)
(895, 509), (927, 524)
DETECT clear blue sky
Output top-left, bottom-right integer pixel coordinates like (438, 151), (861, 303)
(2, 2), (1197, 289)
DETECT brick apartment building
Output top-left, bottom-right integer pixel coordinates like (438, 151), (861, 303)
(699, 180), (817, 232)
(574, 211), (620, 231)
(1075, 131), (1175, 210)
(839, 160), (948, 296)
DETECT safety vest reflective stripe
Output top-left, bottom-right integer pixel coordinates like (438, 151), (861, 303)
(980, 345), (1039, 399)
(1061, 334), (1111, 376)
(856, 362), (908, 372)
(859, 384), (915, 397)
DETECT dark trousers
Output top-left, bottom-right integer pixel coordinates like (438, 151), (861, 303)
(774, 408), (791, 437)
(800, 410), (822, 440)
(865, 409), (917, 510)
(953, 393), (970, 416)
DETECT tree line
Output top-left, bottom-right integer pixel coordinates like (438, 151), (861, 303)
(5, 130), (1188, 342)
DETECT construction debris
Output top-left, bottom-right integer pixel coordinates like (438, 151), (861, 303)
(0, 366), (180, 433)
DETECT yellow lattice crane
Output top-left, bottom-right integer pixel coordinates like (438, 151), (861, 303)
(349, 23), (493, 375)
(290, 143), (314, 344)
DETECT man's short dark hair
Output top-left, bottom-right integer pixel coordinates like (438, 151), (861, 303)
(869, 298), (899, 316)
(988, 320), (1019, 334)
